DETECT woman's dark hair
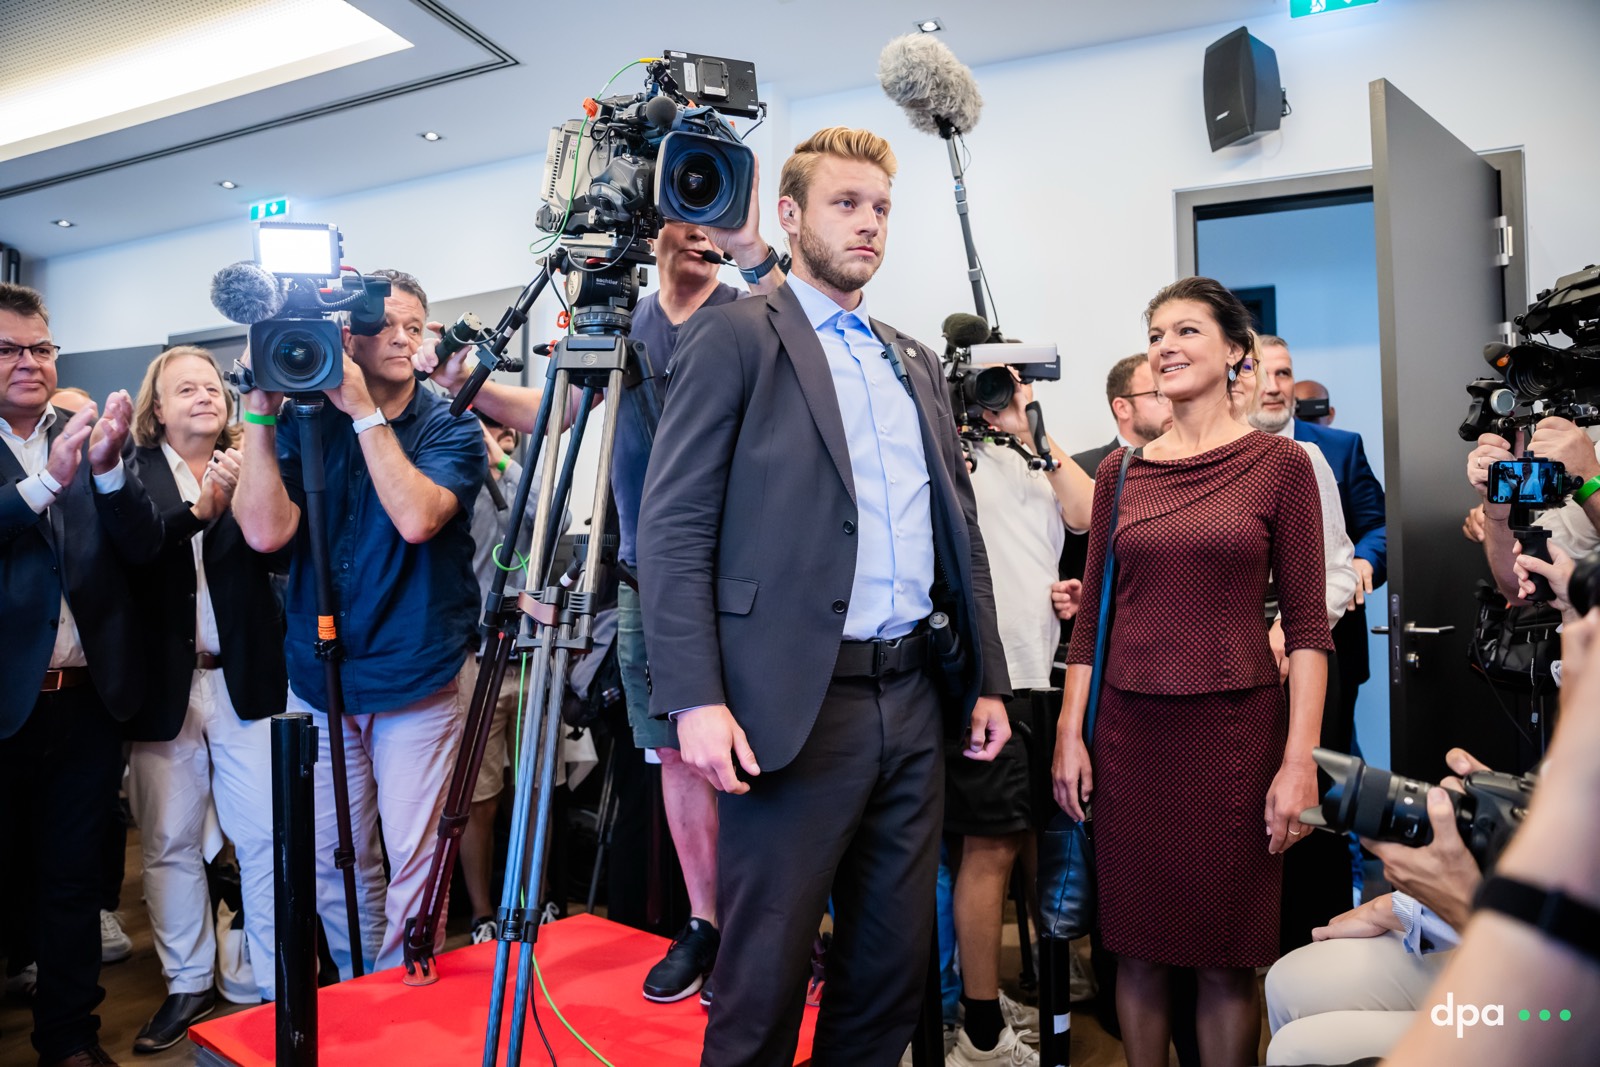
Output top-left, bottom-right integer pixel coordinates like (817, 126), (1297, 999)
(1144, 276), (1255, 373)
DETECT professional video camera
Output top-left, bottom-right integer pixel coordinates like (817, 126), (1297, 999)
(1302, 748), (1533, 871)
(941, 312), (1062, 426)
(535, 50), (761, 241)
(212, 221), (391, 394)
(1458, 265), (1600, 598)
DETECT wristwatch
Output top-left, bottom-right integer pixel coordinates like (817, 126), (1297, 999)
(351, 408), (388, 435)
(739, 245), (781, 285)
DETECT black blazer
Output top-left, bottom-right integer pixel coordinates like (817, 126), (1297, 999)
(0, 407), (163, 738)
(638, 283), (1010, 773)
(123, 445), (288, 742)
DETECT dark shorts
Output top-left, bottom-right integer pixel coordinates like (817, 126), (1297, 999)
(617, 584), (676, 751)
(943, 693), (1032, 837)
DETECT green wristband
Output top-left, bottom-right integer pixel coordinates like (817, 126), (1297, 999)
(1575, 474), (1600, 505)
(496, 455), (510, 473)
(242, 410), (276, 427)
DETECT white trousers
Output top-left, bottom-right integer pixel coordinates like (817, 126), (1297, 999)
(1265, 930), (1453, 1065)
(288, 681), (464, 977)
(128, 669), (277, 1000)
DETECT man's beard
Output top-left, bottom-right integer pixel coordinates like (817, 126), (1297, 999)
(795, 220), (879, 295)
(1248, 400), (1292, 434)
(1132, 412), (1169, 442)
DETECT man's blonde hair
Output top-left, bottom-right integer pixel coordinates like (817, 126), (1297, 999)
(778, 127), (898, 208)
(132, 345), (239, 450)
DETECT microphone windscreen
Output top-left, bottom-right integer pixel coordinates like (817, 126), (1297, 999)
(878, 34), (984, 136)
(645, 94), (679, 131)
(942, 312), (993, 349)
(211, 261), (284, 325)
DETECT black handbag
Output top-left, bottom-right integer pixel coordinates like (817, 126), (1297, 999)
(1040, 446), (1137, 940)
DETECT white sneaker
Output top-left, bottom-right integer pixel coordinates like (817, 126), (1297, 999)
(999, 993), (1039, 1047)
(100, 909), (132, 963)
(470, 916), (498, 945)
(946, 1025), (1039, 1066)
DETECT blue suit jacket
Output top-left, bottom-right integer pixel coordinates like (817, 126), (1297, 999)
(1294, 420), (1387, 586)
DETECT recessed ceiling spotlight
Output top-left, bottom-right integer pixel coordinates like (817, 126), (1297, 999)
(419, 131), (443, 142)
(218, 180), (238, 189)
(916, 18), (942, 32)
(52, 219), (74, 228)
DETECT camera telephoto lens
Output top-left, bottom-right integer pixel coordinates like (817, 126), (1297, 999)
(1306, 748), (1440, 845)
(672, 153), (725, 211)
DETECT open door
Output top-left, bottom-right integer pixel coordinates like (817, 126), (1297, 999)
(1372, 79), (1524, 777)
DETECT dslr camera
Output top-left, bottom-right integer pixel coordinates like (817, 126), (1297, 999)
(536, 51), (761, 239)
(1303, 748), (1534, 871)
(940, 312), (1061, 427)
(223, 222), (390, 395)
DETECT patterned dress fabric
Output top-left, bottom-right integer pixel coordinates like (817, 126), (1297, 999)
(1067, 431), (1333, 968)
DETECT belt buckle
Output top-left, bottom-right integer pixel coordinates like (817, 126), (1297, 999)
(875, 636), (904, 677)
(40, 670), (63, 693)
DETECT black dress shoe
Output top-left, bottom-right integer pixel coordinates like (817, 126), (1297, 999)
(39, 1045), (120, 1067)
(133, 990), (216, 1054)
(642, 918), (719, 1003)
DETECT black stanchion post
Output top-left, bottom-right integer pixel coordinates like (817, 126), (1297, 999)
(273, 712), (318, 1067)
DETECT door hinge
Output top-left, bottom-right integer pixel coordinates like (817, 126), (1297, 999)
(1494, 215), (1514, 267)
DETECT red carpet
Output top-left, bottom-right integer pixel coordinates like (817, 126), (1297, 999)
(190, 914), (817, 1065)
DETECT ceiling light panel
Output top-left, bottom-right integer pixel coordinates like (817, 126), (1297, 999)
(0, 0), (412, 163)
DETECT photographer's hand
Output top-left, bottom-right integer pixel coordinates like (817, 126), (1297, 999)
(1528, 416), (1600, 483)
(326, 354), (376, 419)
(1363, 786), (1481, 931)
(675, 704), (760, 794)
(415, 321), (476, 393)
(237, 350), (284, 418)
(706, 156), (785, 296)
(1466, 432), (1515, 508)
(1462, 503), (1487, 543)
(1513, 540), (1576, 619)
(1312, 892), (1406, 940)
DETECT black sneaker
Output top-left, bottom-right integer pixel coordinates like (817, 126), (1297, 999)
(642, 918), (719, 1003)
(699, 974), (714, 1009)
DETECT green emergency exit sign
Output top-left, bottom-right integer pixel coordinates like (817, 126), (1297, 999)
(249, 199), (289, 221)
(1292, 0), (1379, 16)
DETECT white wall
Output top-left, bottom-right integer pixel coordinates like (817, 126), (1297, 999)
(27, 0), (1600, 481)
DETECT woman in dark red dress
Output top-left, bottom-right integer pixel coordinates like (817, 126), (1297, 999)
(1052, 278), (1333, 1067)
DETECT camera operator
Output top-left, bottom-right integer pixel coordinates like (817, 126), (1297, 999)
(1, 282), (163, 1067)
(233, 268), (485, 978)
(943, 373), (1091, 1065)
(1467, 419), (1600, 602)
(122, 346), (287, 1050)
(416, 170), (783, 1003)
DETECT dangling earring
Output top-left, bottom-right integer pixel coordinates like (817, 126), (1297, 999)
(1227, 364), (1239, 382)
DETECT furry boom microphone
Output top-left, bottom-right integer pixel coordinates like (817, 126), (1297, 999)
(878, 33), (984, 137)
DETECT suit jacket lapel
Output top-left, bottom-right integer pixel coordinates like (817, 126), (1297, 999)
(768, 285), (856, 504)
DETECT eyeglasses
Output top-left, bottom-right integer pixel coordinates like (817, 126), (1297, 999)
(0, 342), (61, 365)
(1119, 390), (1171, 405)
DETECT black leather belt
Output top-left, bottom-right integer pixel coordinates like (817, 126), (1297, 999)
(196, 653), (221, 670)
(40, 667), (90, 692)
(834, 631), (931, 679)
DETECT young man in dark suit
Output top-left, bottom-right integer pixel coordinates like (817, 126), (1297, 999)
(638, 127), (1011, 1066)
(0, 282), (163, 1067)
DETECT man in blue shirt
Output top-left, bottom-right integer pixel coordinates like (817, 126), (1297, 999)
(234, 268), (484, 977)
(417, 192), (784, 1003)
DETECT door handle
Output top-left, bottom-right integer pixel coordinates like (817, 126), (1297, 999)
(1370, 623), (1457, 635)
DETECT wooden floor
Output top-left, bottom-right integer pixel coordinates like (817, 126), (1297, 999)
(1, 829), (1173, 1066)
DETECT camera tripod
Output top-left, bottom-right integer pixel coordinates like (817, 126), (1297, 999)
(396, 238), (662, 1067)
(285, 396), (366, 977)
